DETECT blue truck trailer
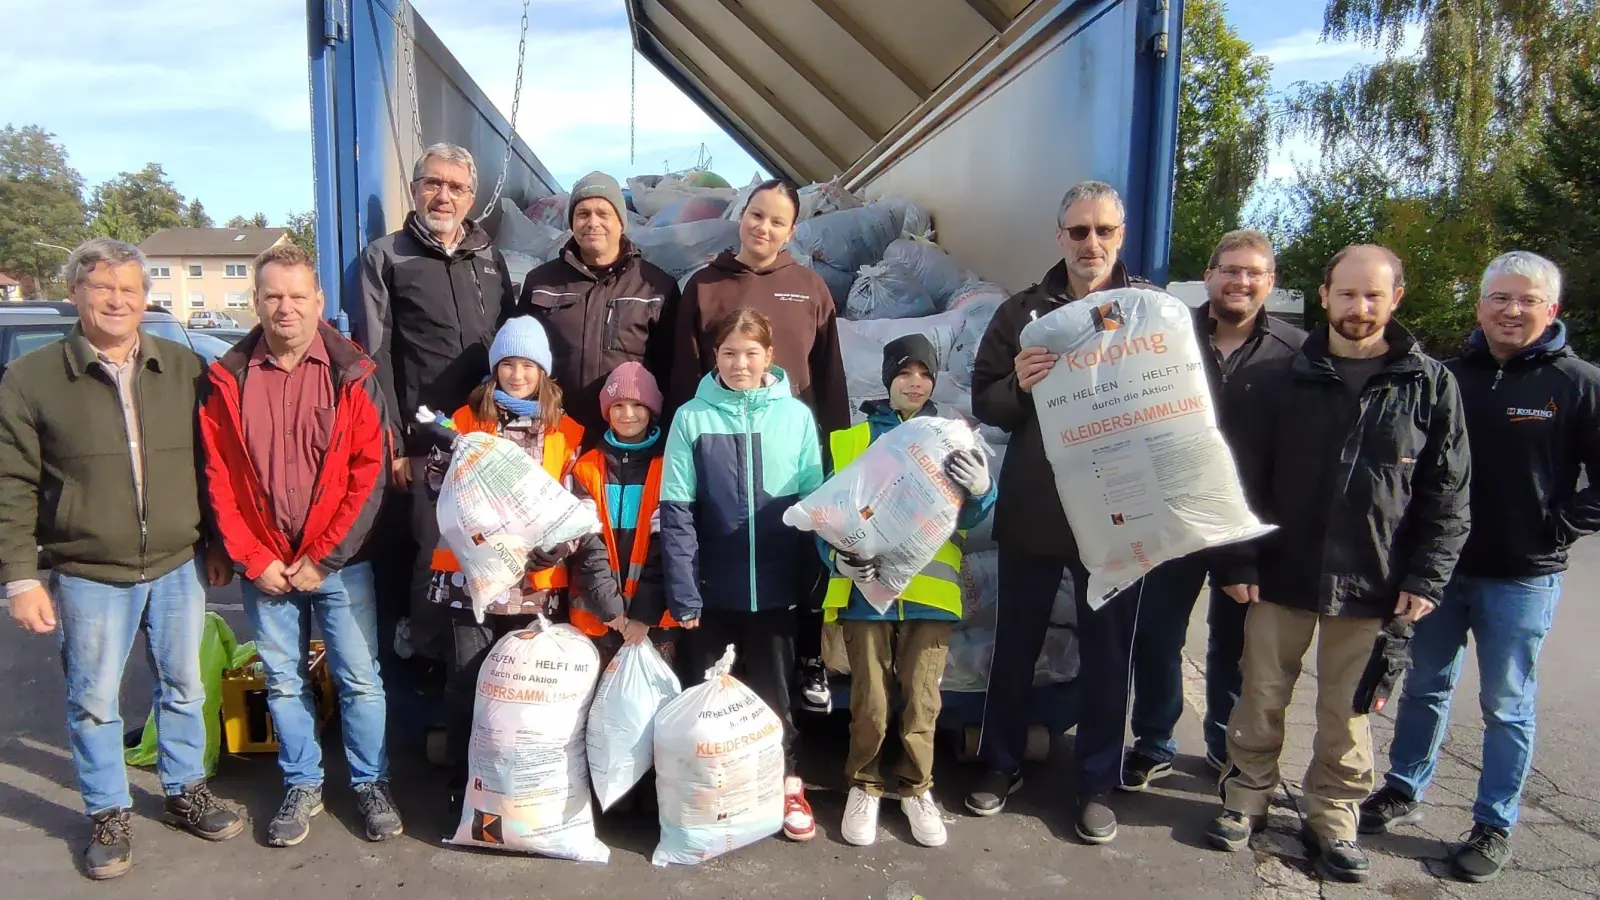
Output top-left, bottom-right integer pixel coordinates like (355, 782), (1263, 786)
(306, 0), (1184, 758)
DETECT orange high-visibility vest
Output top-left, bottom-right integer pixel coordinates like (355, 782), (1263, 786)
(567, 448), (676, 637)
(429, 405), (584, 593)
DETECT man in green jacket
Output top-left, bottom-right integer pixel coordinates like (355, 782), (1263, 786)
(0, 238), (243, 880)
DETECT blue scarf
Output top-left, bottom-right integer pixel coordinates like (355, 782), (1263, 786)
(494, 389), (541, 420)
(605, 426), (661, 451)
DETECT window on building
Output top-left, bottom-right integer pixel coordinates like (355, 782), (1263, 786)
(188, 263), (203, 277)
(148, 266), (171, 279)
(149, 293), (174, 309)
(224, 292), (249, 309)
(225, 263), (247, 278)
(188, 292), (205, 308)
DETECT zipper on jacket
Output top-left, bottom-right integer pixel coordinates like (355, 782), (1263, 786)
(743, 395), (758, 612)
(1493, 368), (1504, 390)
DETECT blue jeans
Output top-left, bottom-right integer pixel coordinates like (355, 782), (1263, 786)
(1385, 573), (1562, 830)
(241, 562), (389, 787)
(55, 561), (208, 815)
(1129, 555), (1243, 763)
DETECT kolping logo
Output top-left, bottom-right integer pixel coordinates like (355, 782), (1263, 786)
(1507, 398), (1558, 422)
(1092, 301), (1125, 333)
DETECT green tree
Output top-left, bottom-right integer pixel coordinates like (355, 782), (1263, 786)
(1259, 156), (1392, 333)
(1499, 67), (1600, 359)
(284, 210), (317, 262)
(89, 163), (186, 244)
(1169, 0), (1273, 280)
(183, 199), (213, 228)
(227, 213), (270, 229)
(0, 125), (88, 297)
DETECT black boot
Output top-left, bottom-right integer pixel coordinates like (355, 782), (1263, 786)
(1206, 809), (1264, 852)
(1358, 784), (1422, 834)
(1301, 828), (1370, 883)
(84, 808), (133, 880)
(162, 780), (244, 842)
(964, 769), (1023, 816)
(1451, 823), (1513, 883)
(355, 781), (404, 841)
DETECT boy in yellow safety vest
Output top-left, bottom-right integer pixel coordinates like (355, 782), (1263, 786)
(819, 334), (996, 850)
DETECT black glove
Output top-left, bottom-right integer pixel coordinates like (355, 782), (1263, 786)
(1353, 618), (1413, 715)
(836, 553), (878, 584)
(526, 542), (573, 572)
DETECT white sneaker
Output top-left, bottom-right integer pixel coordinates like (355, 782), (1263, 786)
(840, 787), (880, 846)
(902, 792), (948, 847)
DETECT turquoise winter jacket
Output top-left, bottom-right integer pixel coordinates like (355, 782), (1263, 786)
(660, 366), (825, 620)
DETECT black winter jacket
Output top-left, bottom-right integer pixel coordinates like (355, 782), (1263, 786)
(1194, 302), (1308, 406)
(1216, 322), (1472, 616)
(970, 260), (1156, 559)
(515, 238), (680, 437)
(1447, 321), (1600, 578)
(358, 213), (516, 456)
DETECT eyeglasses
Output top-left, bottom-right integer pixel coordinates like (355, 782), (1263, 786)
(414, 176), (475, 198)
(1484, 293), (1550, 311)
(1062, 223), (1122, 242)
(1214, 265), (1274, 281)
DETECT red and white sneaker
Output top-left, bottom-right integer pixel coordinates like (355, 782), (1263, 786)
(783, 786), (816, 842)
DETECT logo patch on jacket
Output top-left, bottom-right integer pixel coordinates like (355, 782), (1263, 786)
(1507, 399), (1557, 422)
(775, 292), (810, 303)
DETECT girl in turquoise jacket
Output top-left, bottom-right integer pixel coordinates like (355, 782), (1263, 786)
(659, 307), (824, 842)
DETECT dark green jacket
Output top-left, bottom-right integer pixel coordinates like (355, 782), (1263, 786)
(0, 327), (208, 585)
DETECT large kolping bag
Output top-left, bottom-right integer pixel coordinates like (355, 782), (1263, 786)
(782, 416), (985, 613)
(1018, 287), (1274, 608)
(652, 645), (785, 866)
(586, 640), (682, 811)
(448, 616), (609, 862)
(435, 432), (602, 622)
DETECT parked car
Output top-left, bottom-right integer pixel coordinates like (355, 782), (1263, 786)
(188, 310), (240, 329)
(0, 305), (196, 380)
(186, 329), (238, 364)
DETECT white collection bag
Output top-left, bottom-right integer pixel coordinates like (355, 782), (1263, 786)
(783, 417), (984, 613)
(1019, 287), (1273, 608)
(448, 617), (609, 862)
(652, 646), (785, 867)
(434, 432), (602, 622)
(586, 640), (682, 811)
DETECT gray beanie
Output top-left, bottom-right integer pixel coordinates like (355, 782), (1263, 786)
(568, 171), (626, 225)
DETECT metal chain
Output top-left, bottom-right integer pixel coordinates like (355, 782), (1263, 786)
(397, 0), (423, 171)
(479, 0), (531, 218)
(630, 48), (637, 167)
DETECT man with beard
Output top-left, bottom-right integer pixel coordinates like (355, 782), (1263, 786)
(515, 171), (679, 436)
(1361, 252), (1600, 883)
(1120, 231), (1305, 793)
(357, 143), (517, 655)
(967, 180), (1161, 844)
(1205, 245), (1471, 884)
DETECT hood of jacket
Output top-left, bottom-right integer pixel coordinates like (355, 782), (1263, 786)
(1464, 319), (1570, 364)
(859, 397), (940, 430)
(693, 365), (794, 414)
(1293, 320), (1427, 380)
(404, 211), (493, 258)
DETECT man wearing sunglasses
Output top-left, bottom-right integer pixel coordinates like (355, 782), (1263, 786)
(1121, 230), (1305, 793)
(967, 180), (1161, 844)
(356, 143), (517, 660)
(1361, 251), (1600, 883)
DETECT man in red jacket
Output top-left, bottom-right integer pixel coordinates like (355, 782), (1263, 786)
(199, 244), (398, 849)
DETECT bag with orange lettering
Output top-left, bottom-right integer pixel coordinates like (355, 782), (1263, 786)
(1020, 286), (1273, 609)
(782, 416), (987, 614)
(652, 646), (785, 866)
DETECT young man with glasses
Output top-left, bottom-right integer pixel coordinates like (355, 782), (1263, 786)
(968, 180), (1161, 844)
(356, 143), (518, 662)
(1121, 230), (1306, 793)
(1361, 251), (1600, 883)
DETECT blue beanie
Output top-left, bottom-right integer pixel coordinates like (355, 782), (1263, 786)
(490, 316), (552, 373)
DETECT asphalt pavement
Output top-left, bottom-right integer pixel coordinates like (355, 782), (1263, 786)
(2, 541), (1596, 899)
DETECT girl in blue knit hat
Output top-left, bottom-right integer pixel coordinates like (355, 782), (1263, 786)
(420, 315), (604, 811)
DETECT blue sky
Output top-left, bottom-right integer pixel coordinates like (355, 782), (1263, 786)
(0, 0), (1409, 227)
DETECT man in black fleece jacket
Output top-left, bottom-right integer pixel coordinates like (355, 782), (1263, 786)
(1362, 251), (1600, 883)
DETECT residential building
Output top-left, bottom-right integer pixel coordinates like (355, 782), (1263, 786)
(138, 227), (290, 324)
(0, 272), (20, 304)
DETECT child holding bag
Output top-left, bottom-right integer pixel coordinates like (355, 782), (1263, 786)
(660, 308), (825, 841)
(420, 316), (593, 810)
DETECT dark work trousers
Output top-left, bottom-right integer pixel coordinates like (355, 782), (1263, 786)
(676, 607), (799, 776)
(443, 608), (538, 792)
(1128, 553), (1209, 763)
(979, 546), (1139, 799)
(1203, 585), (1248, 763)
(408, 457), (447, 658)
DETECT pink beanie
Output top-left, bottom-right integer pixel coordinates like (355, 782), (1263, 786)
(601, 361), (663, 418)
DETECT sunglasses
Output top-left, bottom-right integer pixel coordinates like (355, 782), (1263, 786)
(1063, 223), (1122, 241)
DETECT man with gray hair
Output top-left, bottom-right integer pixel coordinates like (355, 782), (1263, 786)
(0, 237), (242, 880)
(357, 142), (517, 656)
(967, 179), (1158, 843)
(1362, 250), (1600, 882)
